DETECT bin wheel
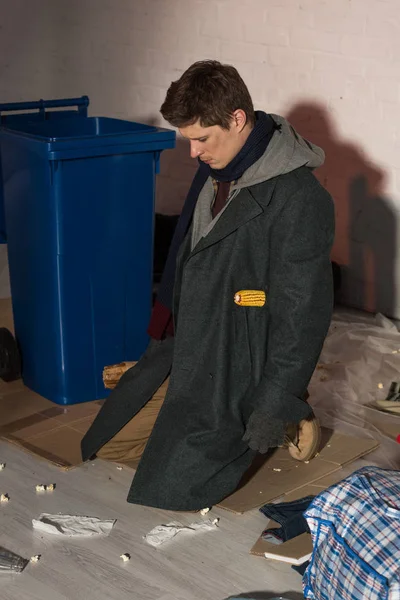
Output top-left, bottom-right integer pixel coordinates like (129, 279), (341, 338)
(0, 328), (21, 382)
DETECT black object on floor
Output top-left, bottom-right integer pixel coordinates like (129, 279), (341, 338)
(292, 561), (309, 576)
(259, 495), (314, 543)
(0, 327), (21, 382)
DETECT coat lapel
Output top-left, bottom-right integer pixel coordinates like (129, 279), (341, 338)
(189, 187), (264, 256)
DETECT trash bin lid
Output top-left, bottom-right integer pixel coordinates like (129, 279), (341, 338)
(0, 117), (176, 160)
(4, 117), (156, 140)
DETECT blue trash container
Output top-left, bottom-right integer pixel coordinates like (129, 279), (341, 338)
(0, 115), (175, 405)
(0, 96), (89, 242)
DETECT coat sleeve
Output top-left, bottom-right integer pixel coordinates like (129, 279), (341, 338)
(249, 178), (335, 422)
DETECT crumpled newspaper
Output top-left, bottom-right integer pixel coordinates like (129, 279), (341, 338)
(144, 518), (219, 547)
(32, 514), (116, 537)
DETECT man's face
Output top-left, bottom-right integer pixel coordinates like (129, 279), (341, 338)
(179, 111), (250, 170)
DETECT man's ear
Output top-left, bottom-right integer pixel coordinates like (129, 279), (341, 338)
(232, 109), (248, 132)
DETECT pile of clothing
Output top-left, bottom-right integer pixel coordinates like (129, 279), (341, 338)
(259, 466), (400, 600)
(303, 466), (400, 599)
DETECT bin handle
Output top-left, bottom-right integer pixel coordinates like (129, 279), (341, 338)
(0, 96), (89, 119)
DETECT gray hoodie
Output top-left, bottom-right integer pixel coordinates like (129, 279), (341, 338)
(191, 114), (325, 250)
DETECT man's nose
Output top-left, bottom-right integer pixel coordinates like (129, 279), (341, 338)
(190, 141), (201, 159)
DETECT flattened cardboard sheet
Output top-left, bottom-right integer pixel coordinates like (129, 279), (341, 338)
(0, 298), (103, 469)
(218, 430), (379, 514)
(0, 378), (103, 469)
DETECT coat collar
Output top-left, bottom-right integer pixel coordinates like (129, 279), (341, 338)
(189, 183), (274, 256)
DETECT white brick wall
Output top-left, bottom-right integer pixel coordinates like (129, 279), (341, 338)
(0, 0), (399, 317)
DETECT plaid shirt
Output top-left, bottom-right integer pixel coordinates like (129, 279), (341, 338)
(303, 466), (400, 600)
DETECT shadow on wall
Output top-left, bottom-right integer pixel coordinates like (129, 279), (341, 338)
(286, 102), (397, 320)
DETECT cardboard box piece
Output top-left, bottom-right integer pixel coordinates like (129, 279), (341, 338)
(218, 430), (379, 513)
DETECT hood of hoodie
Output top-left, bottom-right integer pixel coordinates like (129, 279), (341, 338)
(232, 114), (325, 191)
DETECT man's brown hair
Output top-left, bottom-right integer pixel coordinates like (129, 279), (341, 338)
(160, 60), (255, 130)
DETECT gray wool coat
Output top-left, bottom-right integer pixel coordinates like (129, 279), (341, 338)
(81, 118), (335, 511)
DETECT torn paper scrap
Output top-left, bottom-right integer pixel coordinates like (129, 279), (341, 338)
(200, 507), (210, 516)
(0, 494), (9, 503)
(144, 518), (219, 547)
(0, 464), (5, 471)
(32, 514), (116, 537)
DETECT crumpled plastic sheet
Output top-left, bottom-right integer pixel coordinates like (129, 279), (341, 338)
(32, 514), (116, 537)
(144, 518), (219, 547)
(308, 310), (400, 470)
(0, 546), (29, 574)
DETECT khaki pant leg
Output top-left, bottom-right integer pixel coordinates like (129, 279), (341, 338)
(97, 377), (169, 465)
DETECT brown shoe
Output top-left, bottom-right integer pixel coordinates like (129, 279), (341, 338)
(284, 415), (321, 462)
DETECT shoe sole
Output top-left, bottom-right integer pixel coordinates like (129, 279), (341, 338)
(288, 417), (321, 462)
